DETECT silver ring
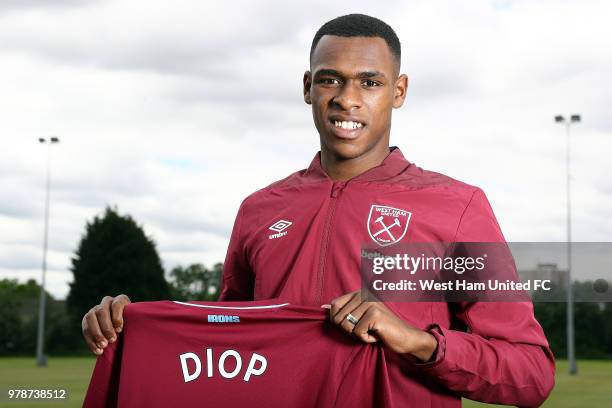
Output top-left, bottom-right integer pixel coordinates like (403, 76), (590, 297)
(346, 313), (359, 325)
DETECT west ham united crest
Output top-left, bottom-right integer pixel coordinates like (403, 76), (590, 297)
(367, 205), (411, 247)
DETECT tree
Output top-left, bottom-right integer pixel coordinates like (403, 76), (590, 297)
(66, 207), (169, 325)
(168, 263), (222, 301)
(533, 281), (612, 359)
(0, 279), (24, 354)
(604, 302), (612, 355)
(0, 278), (78, 356)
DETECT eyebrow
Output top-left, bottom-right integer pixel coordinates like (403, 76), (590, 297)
(313, 68), (387, 80)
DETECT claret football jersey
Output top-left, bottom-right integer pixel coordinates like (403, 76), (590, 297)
(83, 300), (392, 408)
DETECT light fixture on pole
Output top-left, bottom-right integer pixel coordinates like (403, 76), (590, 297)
(36, 136), (60, 367)
(554, 114), (581, 375)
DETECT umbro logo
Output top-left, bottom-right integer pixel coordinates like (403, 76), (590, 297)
(268, 219), (292, 239)
(269, 220), (292, 232)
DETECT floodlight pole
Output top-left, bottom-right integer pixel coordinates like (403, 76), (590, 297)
(36, 137), (60, 367)
(554, 114), (580, 375)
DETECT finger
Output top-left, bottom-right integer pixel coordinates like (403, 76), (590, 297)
(84, 336), (104, 355)
(84, 308), (109, 351)
(338, 300), (371, 334)
(332, 292), (363, 329)
(82, 311), (104, 355)
(352, 308), (381, 344)
(329, 291), (356, 321)
(330, 291), (360, 324)
(111, 294), (131, 333)
(96, 297), (117, 343)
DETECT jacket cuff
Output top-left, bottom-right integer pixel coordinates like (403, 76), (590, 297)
(413, 324), (447, 368)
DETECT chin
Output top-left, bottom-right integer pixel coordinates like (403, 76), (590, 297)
(325, 139), (368, 161)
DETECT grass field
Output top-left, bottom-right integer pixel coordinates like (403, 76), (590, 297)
(0, 358), (610, 407)
(0, 357), (95, 407)
(463, 360), (612, 408)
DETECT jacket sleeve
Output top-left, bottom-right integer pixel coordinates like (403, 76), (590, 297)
(218, 199), (255, 301)
(416, 188), (555, 407)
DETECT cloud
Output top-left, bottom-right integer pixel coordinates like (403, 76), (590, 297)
(0, 0), (96, 13)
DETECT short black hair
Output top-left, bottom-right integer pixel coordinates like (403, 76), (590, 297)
(310, 14), (401, 68)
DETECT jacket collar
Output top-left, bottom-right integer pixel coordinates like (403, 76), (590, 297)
(304, 146), (413, 183)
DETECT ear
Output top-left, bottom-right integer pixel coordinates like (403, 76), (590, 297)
(303, 70), (312, 105)
(392, 74), (409, 109)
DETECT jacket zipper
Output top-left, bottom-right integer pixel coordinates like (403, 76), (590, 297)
(315, 181), (345, 305)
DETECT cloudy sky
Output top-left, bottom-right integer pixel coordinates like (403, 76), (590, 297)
(1, 0), (610, 299)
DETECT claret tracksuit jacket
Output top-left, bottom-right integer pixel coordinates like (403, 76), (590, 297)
(219, 147), (555, 407)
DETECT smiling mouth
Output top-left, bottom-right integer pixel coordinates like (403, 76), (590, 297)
(328, 119), (366, 140)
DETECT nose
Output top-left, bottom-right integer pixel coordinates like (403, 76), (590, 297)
(331, 80), (362, 110)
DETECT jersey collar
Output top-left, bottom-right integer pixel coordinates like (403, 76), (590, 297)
(304, 146), (413, 183)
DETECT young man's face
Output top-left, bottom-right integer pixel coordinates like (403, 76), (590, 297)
(304, 35), (408, 161)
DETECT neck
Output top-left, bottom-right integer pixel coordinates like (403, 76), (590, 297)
(321, 145), (392, 181)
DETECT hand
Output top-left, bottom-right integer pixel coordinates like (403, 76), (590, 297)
(325, 290), (437, 362)
(82, 294), (131, 355)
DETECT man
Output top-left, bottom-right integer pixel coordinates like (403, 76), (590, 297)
(82, 14), (555, 407)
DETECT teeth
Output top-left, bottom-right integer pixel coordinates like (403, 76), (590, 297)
(334, 120), (363, 130)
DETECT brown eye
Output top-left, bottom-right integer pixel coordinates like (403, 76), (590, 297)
(362, 79), (380, 87)
(318, 78), (340, 85)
